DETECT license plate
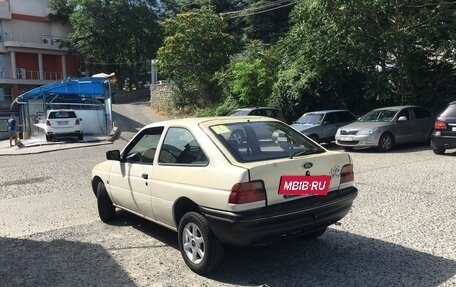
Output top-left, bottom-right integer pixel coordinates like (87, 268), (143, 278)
(340, 136), (353, 141)
(278, 175), (331, 196)
(57, 121), (69, 125)
(452, 127), (456, 131)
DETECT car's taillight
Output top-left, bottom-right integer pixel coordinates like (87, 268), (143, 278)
(340, 164), (354, 184)
(229, 181), (266, 204)
(434, 120), (447, 131)
(46, 120), (51, 126)
(75, 118), (80, 125)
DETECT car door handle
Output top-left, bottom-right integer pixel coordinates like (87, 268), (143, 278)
(142, 173), (148, 180)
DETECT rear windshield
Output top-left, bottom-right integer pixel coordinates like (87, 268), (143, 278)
(48, 111), (77, 119)
(210, 121), (324, 162)
(440, 104), (456, 117)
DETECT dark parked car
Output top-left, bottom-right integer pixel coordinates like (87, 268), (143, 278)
(431, 101), (456, 155)
(291, 110), (357, 143)
(229, 107), (285, 122)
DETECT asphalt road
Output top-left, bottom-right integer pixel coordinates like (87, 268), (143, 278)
(0, 102), (455, 286)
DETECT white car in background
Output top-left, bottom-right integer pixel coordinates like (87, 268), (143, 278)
(45, 109), (83, 142)
(91, 117), (358, 274)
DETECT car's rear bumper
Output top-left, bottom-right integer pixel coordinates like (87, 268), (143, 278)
(47, 131), (83, 137)
(431, 134), (456, 149)
(200, 186), (358, 246)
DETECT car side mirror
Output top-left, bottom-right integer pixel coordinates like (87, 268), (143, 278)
(398, 116), (408, 122)
(106, 150), (121, 161)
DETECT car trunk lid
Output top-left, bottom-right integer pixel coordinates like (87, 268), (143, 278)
(244, 152), (352, 206)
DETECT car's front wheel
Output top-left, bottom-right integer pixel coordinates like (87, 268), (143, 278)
(96, 182), (116, 222)
(377, 133), (393, 152)
(178, 212), (224, 274)
(433, 147), (446, 155)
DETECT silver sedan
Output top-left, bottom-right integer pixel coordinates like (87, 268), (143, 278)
(335, 105), (434, 152)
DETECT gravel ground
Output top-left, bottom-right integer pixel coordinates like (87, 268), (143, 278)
(0, 102), (455, 286)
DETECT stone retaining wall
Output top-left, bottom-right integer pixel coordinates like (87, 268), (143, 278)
(150, 84), (173, 111)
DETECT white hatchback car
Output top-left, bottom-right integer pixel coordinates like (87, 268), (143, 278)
(91, 117), (358, 274)
(45, 109), (83, 142)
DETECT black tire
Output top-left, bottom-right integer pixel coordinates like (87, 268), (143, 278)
(377, 133), (393, 152)
(45, 134), (51, 142)
(229, 129), (245, 145)
(298, 227), (327, 240)
(78, 134), (83, 141)
(178, 212), (224, 274)
(433, 147), (446, 155)
(96, 182), (116, 223)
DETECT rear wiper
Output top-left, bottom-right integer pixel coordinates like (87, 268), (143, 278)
(289, 149), (325, 159)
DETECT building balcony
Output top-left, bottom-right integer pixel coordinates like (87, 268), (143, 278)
(0, 32), (67, 51)
(0, 68), (64, 85)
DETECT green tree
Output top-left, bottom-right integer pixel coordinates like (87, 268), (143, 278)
(273, 0), (456, 118)
(217, 41), (277, 109)
(156, 7), (239, 108)
(240, 0), (294, 44)
(49, 0), (162, 89)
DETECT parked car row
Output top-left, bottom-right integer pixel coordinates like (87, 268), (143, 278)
(230, 104), (456, 154)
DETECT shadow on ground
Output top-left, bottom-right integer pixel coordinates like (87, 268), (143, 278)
(0, 236), (137, 287)
(105, 211), (456, 287)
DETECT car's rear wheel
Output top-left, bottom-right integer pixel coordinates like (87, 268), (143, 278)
(45, 134), (51, 142)
(377, 133), (393, 152)
(178, 212), (224, 274)
(433, 147), (446, 155)
(97, 182), (116, 222)
(298, 227), (327, 240)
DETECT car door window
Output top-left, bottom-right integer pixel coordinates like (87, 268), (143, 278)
(123, 127), (164, 164)
(337, 111), (356, 123)
(159, 127), (208, 165)
(323, 113), (336, 124)
(397, 108), (412, 120)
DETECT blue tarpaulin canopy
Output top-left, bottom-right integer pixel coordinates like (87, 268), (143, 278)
(13, 77), (110, 107)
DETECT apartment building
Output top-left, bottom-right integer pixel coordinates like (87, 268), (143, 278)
(0, 0), (81, 132)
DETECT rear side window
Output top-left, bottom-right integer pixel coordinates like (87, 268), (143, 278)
(48, 111), (77, 119)
(159, 128), (208, 165)
(440, 104), (456, 117)
(414, 107), (432, 119)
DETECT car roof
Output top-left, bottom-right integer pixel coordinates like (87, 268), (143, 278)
(304, 109), (352, 114)
(372, 105), (422, 110)
(48, 109), (76, 112)
(143, 116), (279, 129)
(234, 107), (279, 111)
